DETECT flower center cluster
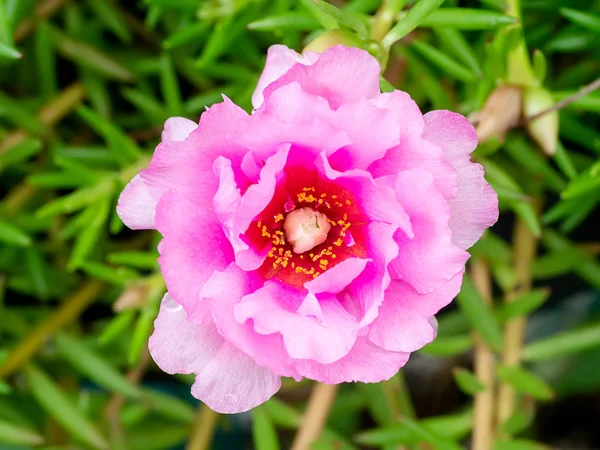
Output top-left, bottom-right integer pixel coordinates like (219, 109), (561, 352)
(248, 173), (362, 287)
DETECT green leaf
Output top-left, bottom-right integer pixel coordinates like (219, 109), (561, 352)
(456, 274), (503, 352)
(419, 8), (518, 29)
(0, 91), (47, 135)
(0, 419), (44, 446)
(0, 138), (41, 168)
(160, 53), (183, 116)
(411, 40), (478, 82)
(560, 8), (600, 34)
(144, 389), (195, 423)
(248, 12), (320, 31)
(299, 0), (338, 30)
(163, 22), (209, 49)
(107, 251), (158, 269)
(395, 417), (463, 450)
(312, 0), (368, 38)
(355, 409), (472, 446)
(55, 332), (141, 397)
(88, 0), (132, 44)
(494, 439), (550, 450)
(0, 220), (32, 247)
(68, 196), (111, 270)
(77, 106), (141, 165)
(51, 27), (135, 82)
(129, 302), (158, 364)
(452, 367), (485, 395)
(383, 0), (446, 48)
(433, 28), (482, 77)
(253, 406), (280, 450)
(495, 289), (550, 322)
(262, 397), (301, 429)
(496, 365), (554, 400)
(421, 334), (472, 356)
(500, 396), (535, 436)
(522, 322), (600, 361)
(0, 41), (21, 59)
(532, 49), (547, 83)
(532, 250), (579, 279)
(25, 365), (109, 449)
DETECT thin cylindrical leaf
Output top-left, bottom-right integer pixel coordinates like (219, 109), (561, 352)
(452, 367), (485, 395)
(383, 0), (445, 48)
(412, 40), (477, 82)
(421, 335), (472, 356)
(420, 8), (518, 29)
(144, 389), (195, 423)
(0, 419), (44, 446)
(253, 406), (280, 450)
(0, 220), (32, 247)
(433, 28), (482, 76)
(494, 439), (550, 450)
(160, 53), (183, 116)
(560, 8), (600, 34)
(396, 417), (463, 450)
(496, 365), (554, 400)
(55, 332), (141, 397)
(522, 323), (600, 361)
(249, 12), (320, 31)
(25, 365), (108, 449)
(456, 275), (503, 352)
(494, 289), (550, 322)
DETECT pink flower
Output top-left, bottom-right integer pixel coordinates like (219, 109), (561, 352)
(117, 45), (498, 414)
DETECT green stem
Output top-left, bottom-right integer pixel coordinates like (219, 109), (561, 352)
(504, 0), (537, 87)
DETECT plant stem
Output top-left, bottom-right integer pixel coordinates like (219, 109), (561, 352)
(187, 405), (220, 450)
(0, 82), (85, 154)
(471, 259), (496, 450)
(496, 216), (539, 428)
(525, 76), (600, 123)
(14, 0), (69, 42)
(371, 0), (407, 42)
(0, 280), (104, 378)
(291, 383), (338, 450)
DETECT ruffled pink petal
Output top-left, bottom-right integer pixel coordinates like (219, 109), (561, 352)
(368, 272), (464, 352)
(155, 191), (234, 321)
(316, 154), (413, 237)
(117, 175), (157, 230)
(262, 45), (381, 110)
(304, 257), (370, 294)
(213, 146), (290, 271)
(149, 294), (280, 414)
(371, 90), (425, 137)
(161, 117), (197, 142)
(388, 169), (469, 294)
(252, 45), (319, 111)
(235, 282), (358, 364)
(141, 100), (250, 206)
(369, 136), (458, 202)
(244, 85), (352, 156)
(294, 336), (410, 384)
(423, 111), (498, 249)
(201, 265), (300, 379)
(342, 222), (399, 327)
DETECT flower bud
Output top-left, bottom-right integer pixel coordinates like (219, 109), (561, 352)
(475, 85), (522, 142)
(303, 29), (364, 53)
(523, 86), (558, 155)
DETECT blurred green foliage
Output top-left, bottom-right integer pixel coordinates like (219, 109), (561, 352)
(0, 0), (599, 449)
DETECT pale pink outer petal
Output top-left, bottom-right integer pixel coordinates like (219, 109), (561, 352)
(423, 110), (499, 249)
(235, 282), (358, 364)
(161, 117), (198, 142)
(388, 169), (469, 294)
(262, 45), (381, 109)
(252, 45), (320, 110)
(201, 266), (300, 379)
(368, 272), (464, 352)
(294, 336), (410, 384)
(149, 294), (280, 414)
(117, 117), (199, 230)
(117, 175), (157, 230)
(141, 100), (250, 206)
(155, 191), (234, 322)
